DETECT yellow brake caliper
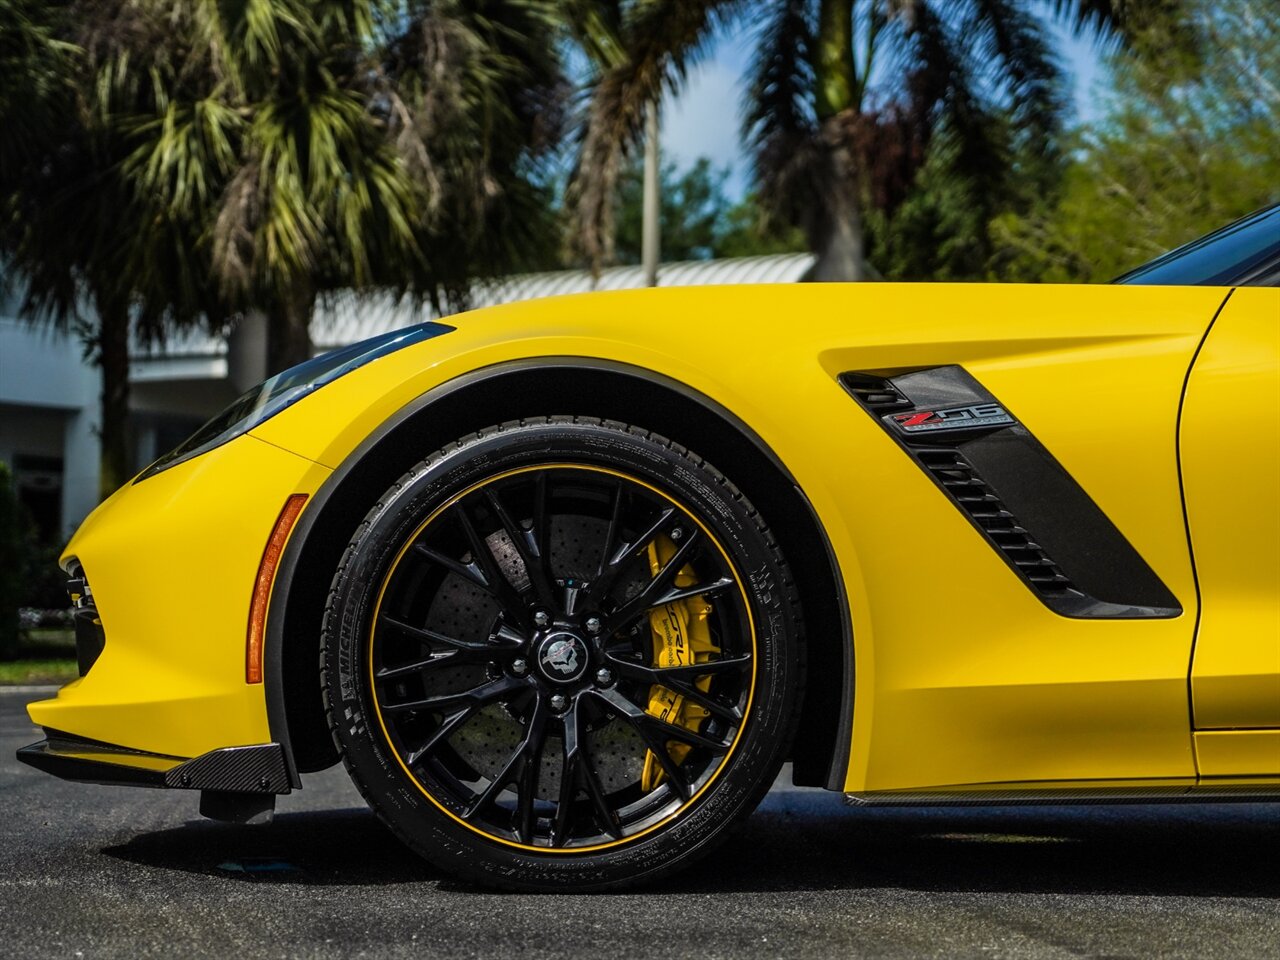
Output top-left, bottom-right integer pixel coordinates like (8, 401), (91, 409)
(639, 534), (720, 791)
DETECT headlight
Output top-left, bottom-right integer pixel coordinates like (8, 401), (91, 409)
(136, 321), (454, 482)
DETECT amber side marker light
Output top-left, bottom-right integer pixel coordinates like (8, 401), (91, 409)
(247, 493), (308, 684)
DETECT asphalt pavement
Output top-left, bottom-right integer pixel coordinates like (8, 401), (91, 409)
(2, 687), (1278, 959)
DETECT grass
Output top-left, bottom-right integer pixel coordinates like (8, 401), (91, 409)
(21, 627), (76, 655)
(1, 627), (77, 685)
(0, 658), (78, 685)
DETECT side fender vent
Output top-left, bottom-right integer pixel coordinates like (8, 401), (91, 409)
(840, 367), (1180, 620)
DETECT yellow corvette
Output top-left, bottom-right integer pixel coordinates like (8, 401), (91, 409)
(18, 207), (1280, 890)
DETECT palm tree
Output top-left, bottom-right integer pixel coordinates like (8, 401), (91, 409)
(0, 0), (212, 497)
(569, 0), (1179, 280)
(122, 0), (568, 372)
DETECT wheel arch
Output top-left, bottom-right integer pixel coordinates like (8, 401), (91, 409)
(266, 359), (853, 790)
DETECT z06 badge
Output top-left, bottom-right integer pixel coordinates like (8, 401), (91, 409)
(887, 403), (1016, 434)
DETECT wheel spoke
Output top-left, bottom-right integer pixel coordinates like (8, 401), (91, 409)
(484, 486), (555, 607)
(551, 732), (579, 847)
(464, 695), (548, 834)
(590, 688), (695, 800)
(595, 685), (731, 753)
(641, 735), (691, 801)
(493, 623), (528, 646)
(584, 505), (676, 605)
(552, 700), (619, 845)
(376, 650), (478, 680)
(531, 472), (551, 581)
(382, 674), (527, 715)
(594, 574), (737, 652)
(635, 673), (743, 723)
(578, 740), (620, 840)
(404, 705), (479, 767)
(379, 615), (522, 654)
(515, 735), (544, 844)
(650, 577), (735, 608)
(607, 651), (752, 684)
(595, 479), (625, 579)
(642, 711), (731, 754)
(450, 502), (529, 617)
(410, 543), (487, 589)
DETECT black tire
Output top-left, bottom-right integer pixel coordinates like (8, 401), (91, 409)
(321, 417), (803, 891)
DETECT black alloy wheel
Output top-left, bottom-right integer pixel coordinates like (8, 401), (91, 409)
(323, 418), (803, 890)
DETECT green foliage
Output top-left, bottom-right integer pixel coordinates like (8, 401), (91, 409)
(609, 158), (806, 264)
(863, 109), (1063, 280)
(716, 198), (809, 260)
(992, 0), (1280, 282)
(614, 158), (725, 263)
(0, 463), (21, 659)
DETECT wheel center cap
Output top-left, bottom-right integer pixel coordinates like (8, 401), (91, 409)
(535, 631), (589, 684)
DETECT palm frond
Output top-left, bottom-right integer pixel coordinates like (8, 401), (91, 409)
(895, 1), (1003, 189)
(0, 0), (79, 175)
(955, 0), (1064, 153)
(569, 0), (745, 269)
(743, 0), (821, 235)
(1045, 0), (1188, 45)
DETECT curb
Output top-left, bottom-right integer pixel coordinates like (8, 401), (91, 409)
(0, 685), (61, 695)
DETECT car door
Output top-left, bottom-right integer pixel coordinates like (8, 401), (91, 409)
(1182, 286), (1280, 776)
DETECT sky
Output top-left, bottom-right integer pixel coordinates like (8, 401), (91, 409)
(658, 17), (1108, 199)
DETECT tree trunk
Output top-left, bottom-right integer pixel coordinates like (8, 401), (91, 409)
(95, 295), (131, 500)
(809, 136), (868, 282)
(809, 0), (869, 282)
(265, 280), (315, 375)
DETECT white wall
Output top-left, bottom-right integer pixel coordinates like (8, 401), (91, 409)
(0, 316), (102, 533)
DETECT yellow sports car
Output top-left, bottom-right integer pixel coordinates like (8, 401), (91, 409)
(18, 206), (1280, 891)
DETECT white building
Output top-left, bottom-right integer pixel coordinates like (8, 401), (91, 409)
(1, 254), (814, 538)
(0, 295), (102, 541)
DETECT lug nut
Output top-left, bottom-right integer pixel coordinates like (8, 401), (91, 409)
(670, 527), (683, 541)
(511, 659), (528, 676)
(549, 694), (568, 712)
(585, 616), (601, 634)
(533, 610), (551, 628)
(595, 668), (613, 686)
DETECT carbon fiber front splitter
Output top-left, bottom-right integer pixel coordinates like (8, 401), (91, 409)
(18, 730), (291, 822)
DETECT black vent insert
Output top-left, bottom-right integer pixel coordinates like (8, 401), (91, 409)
(916, 447), (1079, 599)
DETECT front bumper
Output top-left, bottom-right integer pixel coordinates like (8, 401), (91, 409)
(23, 433), (331, 762)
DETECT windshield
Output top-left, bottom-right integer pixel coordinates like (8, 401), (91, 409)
(1116, 203), (1280, 287)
